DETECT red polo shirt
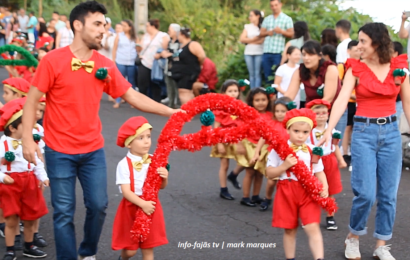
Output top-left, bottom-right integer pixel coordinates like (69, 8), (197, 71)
(32, 46), (130, 154)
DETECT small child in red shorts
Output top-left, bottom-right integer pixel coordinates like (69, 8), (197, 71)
(266, 108), (328, 260)
(112, 116), (168, 260)
(0, 98), (49, 259)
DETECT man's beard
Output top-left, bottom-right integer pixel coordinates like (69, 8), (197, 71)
(82, 32), (102, 50)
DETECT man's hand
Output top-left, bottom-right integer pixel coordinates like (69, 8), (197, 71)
(283, 154), (298, 169)
(3, 175), (14, 184)
(141, 200), (156, 215)
(317, 131), (332, 148)
(22, 137), (43, 165)
(268, 30), (274, 36)
(273, 27), (283, 35)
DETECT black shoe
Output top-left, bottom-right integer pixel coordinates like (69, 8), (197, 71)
(227, 172), (241, 190)
(343, 155), (351, 167)
(326, 216), (338, 230)
(251, 195), (263, 204)
(259, 199), (272, 211)
(3, 252), (16, 260)
(220, 190), (234, 200)
(33, 233), (48, 247)
(23, 245), (47, 258)
(240, 198), (256, 207)
(14, 235), (23, 251)
(0, 223), (5, 238)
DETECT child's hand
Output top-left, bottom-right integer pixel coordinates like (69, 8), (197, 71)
(283, 154), (298, 169)
(42, 180), (50, 187)
(338, 159), (347, 169)
(3, 175), (14, 184)
(217, 143), (226, 155)
(250, 153), (259, 165)
(320, 187), (329, 198)
(141, 200), (156, 215)
(157, 167), (168, 179)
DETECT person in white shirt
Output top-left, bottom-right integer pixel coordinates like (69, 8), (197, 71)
(398, 11), (410, 68)
(52, 11), (65, 32)
(98, 21), (116, 60)
(335, 19), (351, 64)
(55, 20), (73, 48)
(17, 8), (29, 37)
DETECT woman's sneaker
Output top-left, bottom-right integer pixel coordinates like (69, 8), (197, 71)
(373, 245), (395, 260)
(345, 237), (361, 260)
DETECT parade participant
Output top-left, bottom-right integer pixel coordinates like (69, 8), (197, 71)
(236, 87), (272, 207)
(2, 78), (30, 103)
(0, 98), (49, 260)
(210, 80), (242, 200)
(266, 108), (328, 260)
(318, 23), (410, 260)
(21, 2), (183, 259)
(305, 99), (345, 230)
(252, 96), (291, 211)
(112, 116), (168, 260)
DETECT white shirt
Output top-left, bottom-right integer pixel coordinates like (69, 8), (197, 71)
(266, 141), (324, 181)
(244, 24), (264, 55)
(276, 63), (300, 107)
(336, 38), (351, 64)
(0, 136), (48, 183)
(58, 27), (73, 48)
(116, 152), (151, 196)
(305, 124), (336, 156)
(99, 33), (116, 60)
(17, 15), (29, 32)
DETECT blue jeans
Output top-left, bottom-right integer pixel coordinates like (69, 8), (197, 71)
(262, 53), (281, 84)
(395, 101), (403, 126)
(349, 116), (402, 240)
(244, 54), (263, 89)
(45, 147), (108, 260)
(335, 108), (348, 140)
(116, 63), (137, 103)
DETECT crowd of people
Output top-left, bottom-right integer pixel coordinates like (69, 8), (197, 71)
(0, 0), (408, 260)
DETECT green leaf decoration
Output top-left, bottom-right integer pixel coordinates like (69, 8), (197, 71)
(95, 68), (108, 80)
(33, 134), (41, 142)
(266, 86), (277, 95)
(200, 109), (215, 126)
(332, 131), (342, 139)
(4, 151), (15, 162)
(238, 79), (250, 87)
(312, 147), (323, 156)
(166, 163), (170, 172)
(0, 45), (38, 67)
(393, 69), (406, 77)
(286, 101), (297, 110)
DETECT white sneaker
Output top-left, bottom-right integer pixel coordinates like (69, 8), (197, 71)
(345, 237), (361, 260)
(349, 165), (352, 172)
(373, 245), (395, 260)
(79, 256), (96, 260)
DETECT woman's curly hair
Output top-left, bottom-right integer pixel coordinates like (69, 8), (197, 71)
(359, 23), (393, 64)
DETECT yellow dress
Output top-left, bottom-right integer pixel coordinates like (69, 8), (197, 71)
(210, 111), (241, 159)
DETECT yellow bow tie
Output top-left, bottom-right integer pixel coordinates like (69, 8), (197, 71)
(315, 131), (324, 140)
(132, 154), (152, 172)
(230, 115), (237, 120)
(71, 58), (95, 73)
(290, 143), (309, 153)
(12, 140), (22, 150)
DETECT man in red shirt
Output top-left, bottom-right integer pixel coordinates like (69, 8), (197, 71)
(192, 57), (218, 96)
(21, 2), (181, 260)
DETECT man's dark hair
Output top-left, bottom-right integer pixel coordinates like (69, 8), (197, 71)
(4, 117), (22, 137)
(347, 40), (358, 49)
(336, 19), (351, 34)
(393, 41), (403, 55)
(29, 11), (35, 15)
(69, 1), (107, 35)
(53, 11), (60, 15)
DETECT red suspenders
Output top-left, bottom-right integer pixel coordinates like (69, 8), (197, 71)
(126, 157), (135, 193)
(3, 140), (31, 172)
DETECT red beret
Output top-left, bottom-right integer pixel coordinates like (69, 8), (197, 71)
(283, 108), (317, 129)
(3, 78), (31, 95)
(305, 99), (331, 110)
(0, 97), (26, 131)
(117, 116), (152, 147)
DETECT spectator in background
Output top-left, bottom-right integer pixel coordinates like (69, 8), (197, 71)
(47, 19), (57, 49)
(335, 19), (352, 64)
(259, 0), (294, 84)
(0, 7), (6, 47)
(112, 19), (137, 108)
(55, 20), (73, 48)
(60, 14), (68, 23)
(240, 9), (264, 89)
(52, 11), (65, 31)
(321, 44), (337, 64)
(27, 11), (37, 43)
(99, 19), (117, 60)
(35, 22), (53, 50)
(393, 41), (405, 127)
(6, 16), (18, 44)
(280, 21), (310, 64)
(320, 28), (338, 48)
(106, 17), (115, 33)
(17, 8), (29, 39)
(399, 11), (410, 68)
(193, 57), (218, 96)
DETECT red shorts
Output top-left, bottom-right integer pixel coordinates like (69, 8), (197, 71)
(0, 172), (48, 220)
(272, 180), (321, 229)
(322, 154), (343, 195)
(112, 198), (168, 251)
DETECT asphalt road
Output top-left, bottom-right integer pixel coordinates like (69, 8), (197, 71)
(0, 68), (409, 260)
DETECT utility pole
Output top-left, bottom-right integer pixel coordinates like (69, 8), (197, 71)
(134, 0), (148, 36)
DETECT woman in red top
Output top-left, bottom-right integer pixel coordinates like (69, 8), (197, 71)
(35, 22), (54, 50)
(319, 23), (410, 260)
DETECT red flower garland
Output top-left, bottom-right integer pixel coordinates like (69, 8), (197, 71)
(130, 93), (338, 242)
